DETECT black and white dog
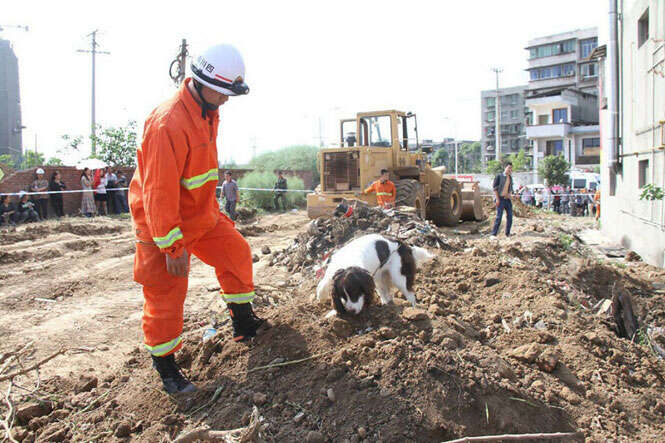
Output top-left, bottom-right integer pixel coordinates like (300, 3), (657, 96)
(316, 234), (434, 315)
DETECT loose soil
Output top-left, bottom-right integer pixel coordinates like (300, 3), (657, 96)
(2, 210), (665, 442)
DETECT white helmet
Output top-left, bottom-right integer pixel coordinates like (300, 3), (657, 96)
(190, 44), (249, 97)
(36, 168), (44, 174)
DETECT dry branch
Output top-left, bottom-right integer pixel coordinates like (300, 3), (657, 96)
(246, 352), (329, 374)
(172, 406), (260, 443)
(441, 431), (584, 442)
(0, 348), (66, 382)
(1, 382), (17, 443)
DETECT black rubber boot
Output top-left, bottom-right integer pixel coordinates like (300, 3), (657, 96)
(151, 354), (196, 394)
(228, 303), (265, 342)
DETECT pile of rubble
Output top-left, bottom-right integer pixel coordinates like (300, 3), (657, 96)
(269, 203), (459, 273)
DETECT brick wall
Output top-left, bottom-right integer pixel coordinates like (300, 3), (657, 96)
(0, 166), (314, 216)
(0, 166), (135, 216)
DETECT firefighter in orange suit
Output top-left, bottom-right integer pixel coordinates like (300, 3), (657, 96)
(363, 169), (397, 209)
(128, 44), (264, 394)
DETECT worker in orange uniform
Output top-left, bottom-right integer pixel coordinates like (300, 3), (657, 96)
(128, 44), (265, 394)
(594, 188), (601, 220)
(362, 169), (397, 209)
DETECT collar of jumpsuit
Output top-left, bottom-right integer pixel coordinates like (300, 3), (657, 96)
(181, 78), (220, 128)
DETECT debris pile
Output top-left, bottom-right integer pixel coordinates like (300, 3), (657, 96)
(482, 196), (537, 219)
(269, 203), (458, 272)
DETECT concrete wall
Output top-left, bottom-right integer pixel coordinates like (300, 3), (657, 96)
(0, 166), (314, 216)
(600, 0), (665, 267)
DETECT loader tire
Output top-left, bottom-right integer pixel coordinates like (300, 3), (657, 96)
(394, 179), (426, 219)
(426, 178), (462, 227)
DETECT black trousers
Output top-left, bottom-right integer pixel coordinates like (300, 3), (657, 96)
(33, 198), (48, 219)
(50, 196), (64, 217)
(274, 193), (286, 211)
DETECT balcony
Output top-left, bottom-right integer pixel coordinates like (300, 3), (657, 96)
(576, 155), (600, 165)
(526, 123), (571, 139)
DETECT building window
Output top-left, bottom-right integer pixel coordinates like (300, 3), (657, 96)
(546, 140), (564, 156)
(638, 159), (649, 188)
(638, 9), (649, 48)
(581, 62), (597, 78)
(510, 110), (519, 119)
(501, 110), (509, 120)
(501, 94), (518, 105)
(485, 97), (496, 107)
(580, 38), (598, 58)
(529, 40), (576, 59)
(486, 111), (495, 121)
(552, 108), (568, 123)
(538, 115), (549, 125)
(582, 137), (600, 155)
(529, 63), (576, 80)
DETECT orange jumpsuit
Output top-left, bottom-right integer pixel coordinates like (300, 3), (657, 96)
(364, 180), (396, 207)
(129, 78), (254, 357)
(594, 189), (601, 220)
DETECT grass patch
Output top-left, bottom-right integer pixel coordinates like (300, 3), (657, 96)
(558, 233), (574, 250)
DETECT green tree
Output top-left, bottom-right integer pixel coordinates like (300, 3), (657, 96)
(458, 142), (482, 173)
(506, 148), (529, 172)
(46, 157), (64, 166)
(538, 155), (570, 186)
(91, 121), (138, 167)
(238, 171), (305, 210)
(431, 148), (450, 169)
(249, 145), (320, 185)
(485, 159), (504, 175)
(20, 151), (46, 170)
(0, 154), (15, 169)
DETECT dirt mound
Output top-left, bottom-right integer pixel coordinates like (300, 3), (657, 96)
(0, 248), (63, 265)
(271, 205), (457, 273)
(0, 219), (129, 246)
(10, 229), (665, 442)
(482, 197), (536, 219)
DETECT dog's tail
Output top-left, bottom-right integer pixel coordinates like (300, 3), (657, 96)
(411, 246), (435, 266)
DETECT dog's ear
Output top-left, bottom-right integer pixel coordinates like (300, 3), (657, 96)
(348, 267), (376, 307)
(331, 269), (348, 315)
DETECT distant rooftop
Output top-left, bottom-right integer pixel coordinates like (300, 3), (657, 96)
(525, 27), (598, 49)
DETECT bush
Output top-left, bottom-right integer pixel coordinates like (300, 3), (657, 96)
(238, 171), (306, 210)
(249, 145), (319, 186)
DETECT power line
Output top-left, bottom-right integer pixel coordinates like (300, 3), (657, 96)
(77, 30), (109, 156)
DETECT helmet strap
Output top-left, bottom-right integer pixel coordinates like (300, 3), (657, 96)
(193, 80), (219, 119)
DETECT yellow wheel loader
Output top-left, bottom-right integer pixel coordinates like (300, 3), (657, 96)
(306, 110), (463, 226)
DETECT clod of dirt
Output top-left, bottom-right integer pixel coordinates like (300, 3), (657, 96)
(305, 430), (325, 443)
(403, 307), (428, 321)
(252, 254), (260, 263)
(115, 421), (132, 438)
(625, 250), (642, 262)
(330, 318), (353, 338)
(261, 246), (271, 255)
(75, 375), (98, 393)
(252, 392), (268, 406)
(16, 402), (53, 424)
(484, 273), (501, 287)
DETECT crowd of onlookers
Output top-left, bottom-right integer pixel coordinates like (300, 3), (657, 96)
(515, 185), (601, 219)
(0, 167), (129, 227)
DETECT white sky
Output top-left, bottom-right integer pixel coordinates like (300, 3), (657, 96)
(3, 0), (604, 165)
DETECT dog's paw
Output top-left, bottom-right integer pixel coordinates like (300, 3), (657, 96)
(324, 309), (338, 319)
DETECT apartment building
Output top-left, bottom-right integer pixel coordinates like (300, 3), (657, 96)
(599, 0), (665, 267)
(480, 85), (529, 166)
(525, 28), (601, 172)
(0, 38), (23, 162)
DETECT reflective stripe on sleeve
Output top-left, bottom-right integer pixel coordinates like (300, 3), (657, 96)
(376, 192), (393, 196)
(181, 168), (219, 190)
(145, 336), (182, 356)
(221, 291), (255, 304)
(153, 227), (184, 249)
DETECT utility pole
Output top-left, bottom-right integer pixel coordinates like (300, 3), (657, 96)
(491, 67), (503, 161)
(169, 39), (188, 86)
(77, 30), (109, 155)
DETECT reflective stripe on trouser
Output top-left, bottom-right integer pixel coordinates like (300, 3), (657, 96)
(221, 291), (255, 304)
(145, 336), (182, 356)
(134, 213), (254, 355)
